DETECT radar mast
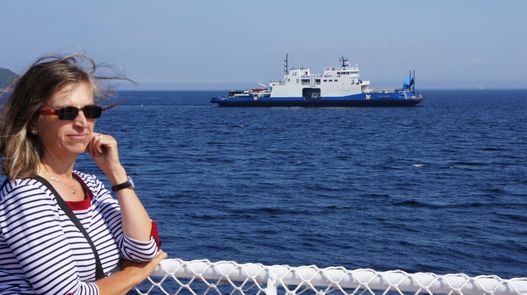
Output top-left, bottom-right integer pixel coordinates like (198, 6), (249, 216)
(339, 56), (350, 67)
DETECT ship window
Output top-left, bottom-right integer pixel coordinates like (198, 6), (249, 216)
(323, 79), (327, 82)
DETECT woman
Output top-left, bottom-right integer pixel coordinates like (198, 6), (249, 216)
(0, 54), (167, 294)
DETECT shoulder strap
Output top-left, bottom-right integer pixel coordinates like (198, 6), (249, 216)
(0, 178), (9, 191)
(33, 176), (105, 280)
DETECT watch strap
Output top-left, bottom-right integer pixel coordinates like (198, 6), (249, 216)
(111, 177), (134, 192)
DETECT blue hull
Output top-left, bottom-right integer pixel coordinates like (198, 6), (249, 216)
(211, 92), (423, 107)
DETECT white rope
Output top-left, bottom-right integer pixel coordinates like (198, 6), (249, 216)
(133, 259), (527, 295)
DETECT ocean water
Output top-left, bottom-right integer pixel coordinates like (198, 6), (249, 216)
(47, 90), (527, 278)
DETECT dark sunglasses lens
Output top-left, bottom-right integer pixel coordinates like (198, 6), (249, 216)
(83, 105), (102, 119)
(55, 105), (102, 120)
(57, 107), (79, 120)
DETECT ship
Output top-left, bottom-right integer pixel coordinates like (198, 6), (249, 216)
(211, 55), (423, 107)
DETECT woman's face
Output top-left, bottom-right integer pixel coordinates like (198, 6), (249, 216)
(35, 81), (97, 161)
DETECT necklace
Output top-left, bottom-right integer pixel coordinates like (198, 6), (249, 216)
(46, 173), (77, 195)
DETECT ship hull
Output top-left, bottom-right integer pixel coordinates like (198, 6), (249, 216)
(211, 93), (423, 107)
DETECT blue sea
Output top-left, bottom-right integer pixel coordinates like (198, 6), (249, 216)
(74, 90), (525, 279)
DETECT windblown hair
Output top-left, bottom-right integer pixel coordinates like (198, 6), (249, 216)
(0, 54), (118, 179)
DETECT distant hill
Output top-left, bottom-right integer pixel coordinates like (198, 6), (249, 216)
(0, 68), (18, 88)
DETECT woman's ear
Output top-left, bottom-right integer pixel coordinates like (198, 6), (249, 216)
(28, 119), (39, 135)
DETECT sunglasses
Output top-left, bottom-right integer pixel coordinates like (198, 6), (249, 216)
(40, 105), (103, 120)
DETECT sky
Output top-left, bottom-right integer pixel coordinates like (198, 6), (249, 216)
(1, 0), (526, 90)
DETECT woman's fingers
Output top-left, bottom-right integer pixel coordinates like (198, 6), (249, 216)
(89, 132), (118, 157)
(145, 250), (167, 275)
(95, 133), (103, 154)
(86, 132), (100, 156)
(90, 132), (106, 155)
(120, 250), (168, 277)
(156, 250), (168, 261)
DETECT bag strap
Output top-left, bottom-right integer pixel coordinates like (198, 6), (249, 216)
(0, 178), (8, 191)
(33, 175), (105, 280)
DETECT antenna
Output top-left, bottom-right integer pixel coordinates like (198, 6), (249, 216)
(284, 53), (289, 75)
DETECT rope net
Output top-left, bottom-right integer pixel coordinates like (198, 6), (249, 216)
(133, 259), (527, 295)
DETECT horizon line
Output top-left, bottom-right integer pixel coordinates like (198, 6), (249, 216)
(116, 87), (527, 91)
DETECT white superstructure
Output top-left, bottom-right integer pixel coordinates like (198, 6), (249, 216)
(269, 57), (371, 98)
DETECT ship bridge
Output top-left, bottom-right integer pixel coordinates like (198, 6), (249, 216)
(286, 68), (311, 79)
(323, 65), (360, 77)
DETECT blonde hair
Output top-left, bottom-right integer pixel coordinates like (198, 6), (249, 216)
(0, 54), (104, 179)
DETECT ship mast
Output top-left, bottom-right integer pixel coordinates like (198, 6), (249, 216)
(413, 70), (416, 92)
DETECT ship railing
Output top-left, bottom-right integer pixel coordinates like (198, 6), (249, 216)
(368, 88), (400, 93)
(133, 259), (527, 295)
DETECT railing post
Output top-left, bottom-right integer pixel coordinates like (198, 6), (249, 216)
(265, 277), (278, 295)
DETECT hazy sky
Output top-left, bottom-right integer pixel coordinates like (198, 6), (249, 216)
(1, 0), (526, 89)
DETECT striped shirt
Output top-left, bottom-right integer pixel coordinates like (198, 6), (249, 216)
(0, 171), (159, 294)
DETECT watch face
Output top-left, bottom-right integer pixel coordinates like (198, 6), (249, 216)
(128, 177), (135, 188)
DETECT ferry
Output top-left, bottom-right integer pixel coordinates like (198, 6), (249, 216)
(211, 55), (423, 107)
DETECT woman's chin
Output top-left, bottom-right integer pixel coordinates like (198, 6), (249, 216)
(67, 143), (90, 156)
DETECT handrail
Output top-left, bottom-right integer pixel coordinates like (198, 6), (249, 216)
(133, 259), (527, 295)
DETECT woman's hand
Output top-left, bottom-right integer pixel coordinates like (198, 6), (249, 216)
(96, 250), (168, 294)
(120, 249), (168, 279)
(86, 133), (127, 184)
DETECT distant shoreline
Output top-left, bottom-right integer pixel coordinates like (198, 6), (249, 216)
(117, 82), (527, 92)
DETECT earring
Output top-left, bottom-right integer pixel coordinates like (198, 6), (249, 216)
(31, 129), (38, 135)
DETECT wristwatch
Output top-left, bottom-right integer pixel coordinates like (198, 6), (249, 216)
(111, 176), (135, 192)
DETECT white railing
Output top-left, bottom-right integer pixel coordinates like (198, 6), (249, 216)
(133, 259), (527, 295)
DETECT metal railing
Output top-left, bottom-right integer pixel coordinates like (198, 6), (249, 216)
(133, 259), (527, 295)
